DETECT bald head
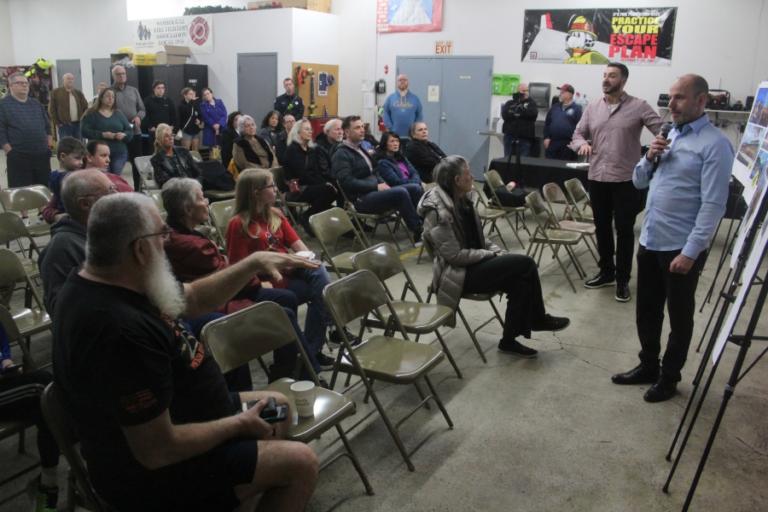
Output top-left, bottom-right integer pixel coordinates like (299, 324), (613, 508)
(62, 73), (75, 89)
(668, 74), (709, 125)
(61, 169), (115, 225)
(517, 83), (529, 96)
(397, 74), (409, 92)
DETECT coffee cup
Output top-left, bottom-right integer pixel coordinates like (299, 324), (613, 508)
(290, 380), (316, 418)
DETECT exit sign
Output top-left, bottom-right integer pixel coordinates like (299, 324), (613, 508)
(435, 40), (453, 55)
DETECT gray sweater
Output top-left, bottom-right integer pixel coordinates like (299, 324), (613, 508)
(114, 84), (145, 133)
(0, 95), (51, 152)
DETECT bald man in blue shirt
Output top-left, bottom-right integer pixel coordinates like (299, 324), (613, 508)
(612, 74), (734, 403)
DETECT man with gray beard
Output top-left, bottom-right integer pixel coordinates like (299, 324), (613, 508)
(52, 193), (319, 512)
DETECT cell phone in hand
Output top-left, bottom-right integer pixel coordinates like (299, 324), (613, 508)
(242, 397), (288, 423)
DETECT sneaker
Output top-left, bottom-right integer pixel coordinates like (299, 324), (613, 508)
(328, 328), (361, 347)
(26, 476), (58, 512)
(315, 352), (336, 371)
(497, 338), (538, 358)
(412, 226), (423, 246)
(584, 272), (615, 289)
(531, 314), (570, 332)
(615, 282), (631, 302)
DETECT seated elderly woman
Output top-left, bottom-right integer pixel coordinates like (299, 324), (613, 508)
(417, 155), (570, 358)
(374, 131), (423, 208)
(160, 177), (329, 379)
(150, 123), (202, 188)
(283, 118), (338, 233)
(226, 169), (338, 362)
(405, 121), (447, 183)
(232, 114), (278, 172)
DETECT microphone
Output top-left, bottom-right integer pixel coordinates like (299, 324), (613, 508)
(653, 123), (673, 166)
(650, 122), (673, 179)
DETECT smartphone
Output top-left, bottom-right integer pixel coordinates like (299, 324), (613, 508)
(242, 397), (288, 423)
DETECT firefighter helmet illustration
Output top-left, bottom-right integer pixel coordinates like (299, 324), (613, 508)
(564, 15), (609, 64)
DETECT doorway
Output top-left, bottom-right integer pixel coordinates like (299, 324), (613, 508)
(91, 58), (112, 97)
(56, 59), (82, 90)
(237, 53), (277, 120)
(396, 56), (493, 177)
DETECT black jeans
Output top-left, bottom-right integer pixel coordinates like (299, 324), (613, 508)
(588, 179), (641, 283)
(463, 254), (546, 341)
(636, 246), (706, 382)
(290, 183), (336, 219)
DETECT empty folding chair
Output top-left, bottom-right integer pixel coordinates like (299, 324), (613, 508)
(563, 178), (594, 222)
(309, 207), (368, 278)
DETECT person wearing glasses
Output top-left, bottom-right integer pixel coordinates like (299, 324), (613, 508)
(226, 168), (337, 370)
(39, 169), (117, 314)
(52, 192), (319, 511)
(0, 71), (53, 188)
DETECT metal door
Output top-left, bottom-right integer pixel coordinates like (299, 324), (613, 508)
(395, 57), (442, 141)
(439, 57), (493, 177)
(396, 56), (493, 177)
(56, 59), (83, 90)
(237, 53), (277, 120)
(91, 58), (111, 96)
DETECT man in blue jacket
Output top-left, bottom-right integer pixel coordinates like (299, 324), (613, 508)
(543, 84), (582, 160)
(383, 74), (423, 140)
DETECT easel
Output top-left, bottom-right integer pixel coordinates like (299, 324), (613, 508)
(662, 189), (768, 511)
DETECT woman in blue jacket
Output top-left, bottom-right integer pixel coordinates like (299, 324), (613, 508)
(374, 131), (423, 208)
(199, 87), (228, 148)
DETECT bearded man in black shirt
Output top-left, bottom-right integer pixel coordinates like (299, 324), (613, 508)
(53, 192), (318, 511)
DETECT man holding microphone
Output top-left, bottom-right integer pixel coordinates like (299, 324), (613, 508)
(611, 74), (734, 402)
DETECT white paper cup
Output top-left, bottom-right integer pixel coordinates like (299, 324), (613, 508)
(290, 380), (316, 418)
(295, 250), (316, 260)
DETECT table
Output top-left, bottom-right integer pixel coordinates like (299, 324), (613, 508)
(489, 156), (589, 190)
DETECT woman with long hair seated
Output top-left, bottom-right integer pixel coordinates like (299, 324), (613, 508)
(283, 118), (337, 233)
(161, 177), (331, 379)
(374, 131), (423, 208)
(226, 168), (336, 366)
(417, 155), (570, 358)
(232, 115), (278, 172)
(150, 123), (202, 188)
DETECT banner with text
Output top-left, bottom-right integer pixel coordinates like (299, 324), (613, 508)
(134, 15), (214, 53)
(521, 7), (676, 66)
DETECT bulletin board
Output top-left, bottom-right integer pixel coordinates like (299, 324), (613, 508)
(292, 62), (339, 118)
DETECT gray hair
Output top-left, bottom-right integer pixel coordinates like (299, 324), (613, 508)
(61, 169), (105, 223)
(162, 177), (202, 225)
(323, 118), (341, 135)
(435, 155), (469, 197)
(111, 65), (125, 78)
(86, 193), (156, 267)
(286, 118), (315, 148)
(237, 114), (255, 133)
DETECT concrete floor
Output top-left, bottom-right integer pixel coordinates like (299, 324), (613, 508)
(1, 161), (766, 511)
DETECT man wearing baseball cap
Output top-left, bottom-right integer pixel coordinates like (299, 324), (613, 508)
(543, 84), (581, 160)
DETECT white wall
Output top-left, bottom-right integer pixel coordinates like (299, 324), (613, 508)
(0, 0), (14, 64)
(334, 0), (768, 145)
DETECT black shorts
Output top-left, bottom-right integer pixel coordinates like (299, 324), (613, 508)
(99, 437), (258, 512)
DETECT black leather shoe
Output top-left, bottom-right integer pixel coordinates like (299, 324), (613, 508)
(611, 363), (659, 385)
(531, 314), (570, 332)
(615, 281), (631, 302)
(498, 339), (538, 358)
(644, 377), (677, 402)
(584, 272), (615, 289)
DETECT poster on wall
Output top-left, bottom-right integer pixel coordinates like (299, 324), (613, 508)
(134, 15), (214, 54)
(521, 7), (676, 65)
(377, 0), (443, 33)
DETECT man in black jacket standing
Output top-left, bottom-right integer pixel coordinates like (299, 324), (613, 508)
(274, 78), (305, 119)
(501, 83), (538, 158)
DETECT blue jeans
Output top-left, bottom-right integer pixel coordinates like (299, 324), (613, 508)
(355, 187), (422, 231)
(284, 267), (333, 357)
(109, 151), (129, 175)
(503, 135), (531, 159)
(240, 286), (320, 374)
(57, 122), (81, 140)
(399, 182), (424, 208)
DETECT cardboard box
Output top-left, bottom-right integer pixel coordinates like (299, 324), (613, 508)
(156, 45), (191, 65)
(279, 0), (331, 13)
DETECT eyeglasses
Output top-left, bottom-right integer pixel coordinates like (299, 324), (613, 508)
(10, 81), (28, 86)
(132, 224), (173, 244)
